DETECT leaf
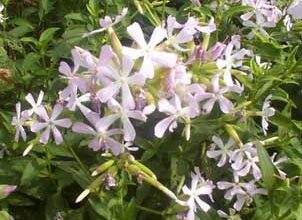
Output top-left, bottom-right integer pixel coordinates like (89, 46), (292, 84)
(39, 27), (60, 48)
(20, 159), (43, 186)
(256, 143), (275, 190)
(45, 192), (67, 220)
(222, 5), (252, 19)
(65, 13), (86, 22)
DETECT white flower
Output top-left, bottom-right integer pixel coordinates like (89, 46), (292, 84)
(25, 91), (44, 116)
(207, 136), (234, 167)
(83, 8), (128, 37)
(122, 22), (177, 79)
(97, 55), (145, 110)
(262, 94), (275, 136)
(182, 167), (215, 220)
(11, 103), (29, 142)
(107, 98), (147, 142)
(216, 42), (250, 86)
(0, 3), (7, 23)
(271, 153), (287, 180)
(154, 94), (198, 139)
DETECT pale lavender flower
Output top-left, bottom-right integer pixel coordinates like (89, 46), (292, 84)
(65, 92), (92, 115)
(107, 98), (147, 141)
(154, 94), (198, 139)
(208, 42), (226, 61)
(72, 115), (124, 155)
(199, 74), (241, 114)
(217, 175), (267, 211)
(262, 94), (275, 136)
(235, 151), (262, 180)
(216, 42), (250, 86)
(217, 175), (248, 211)
(206, 136), (234, 167)
(287, 0), (302, 20)
(122, 22), (177, 79)
(25, 90), (44, 116)
(59, 52), (87, 99)
(31, 104), (72, 145)
(230, 142), (258, 171)
(11, 102), (28, 142)
(182, 167), (215, 219)
(271, 153), (287, 180)
(83, 8), (128, 37)
(166, 64), (191, 93)
(97, 55), (145, 110)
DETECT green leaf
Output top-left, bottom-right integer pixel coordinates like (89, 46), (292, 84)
(222, 5), (252, 19)
(65, 13), (87, 22)
(39, 27), (60, 48)
(256, 143), (275, 190)
(20, 159), (43, 186)
(45, 192), (67, 220)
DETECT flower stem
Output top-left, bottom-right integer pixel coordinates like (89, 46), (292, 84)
(136, 205), (163, 216)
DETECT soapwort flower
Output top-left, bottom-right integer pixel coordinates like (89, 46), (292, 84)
(72, 114), (124, 155)
(182, 167), (215, 219)
(199, 74), (243, 114)
(107, 98), (147, 141)
(11, 102), (29, 142)
(206, 136), (234, 167)
(97, 55), (145, 110)
(30, 104), (72, 145)
(261, 94), (275, 135)
(217, 175), (267, 211)
(122, 22), (177, 79)
(25, 90), (44, 116)
(154, 94), (198, 139)
(83, 8), (128, 37)
(216, 42), (250, 86)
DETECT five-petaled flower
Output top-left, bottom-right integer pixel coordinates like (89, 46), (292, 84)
(31, 104), (72, 145)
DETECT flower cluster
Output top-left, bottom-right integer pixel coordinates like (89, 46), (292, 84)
(241, 0), (282, 38)
(11, 3), (290, 219)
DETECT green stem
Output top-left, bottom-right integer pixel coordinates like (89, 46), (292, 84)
(161, 0), (166, 22)
(64, 140), (89, 174)
(136, 205), (163, 216)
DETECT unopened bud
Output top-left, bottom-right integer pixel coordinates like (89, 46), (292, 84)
(75, 189), (90, 203)
(23, 144), (34, 156)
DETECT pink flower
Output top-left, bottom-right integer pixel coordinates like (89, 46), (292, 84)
(97, 55), (145, 110)
(31, 104), (72, 145)
(122, 22), (177, 79)
(11, 102), (29, 142)
(154, 95), (198, 139)
(72, 115), (124, 155)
